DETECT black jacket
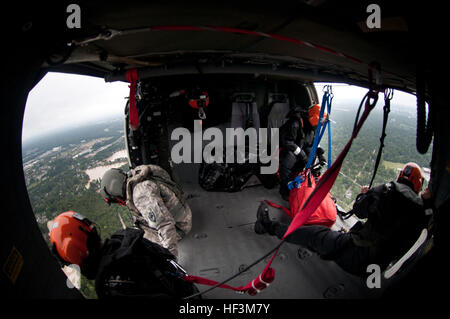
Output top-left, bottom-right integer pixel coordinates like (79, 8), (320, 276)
(349, 181), (428, 268)
(280, 116), (315, 151)
(279, 114), (324, 167)
(93, 228), (199, 299)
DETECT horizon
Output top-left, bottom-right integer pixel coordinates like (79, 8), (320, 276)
(22, 73), (419, 145)
(22, 115), (124, 149)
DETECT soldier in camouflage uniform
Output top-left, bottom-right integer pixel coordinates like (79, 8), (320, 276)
(100, 165), (192, 258)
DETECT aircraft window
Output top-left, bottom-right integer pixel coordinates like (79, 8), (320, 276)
(22, 72), (130, 298)
(314, 82), (432, 213)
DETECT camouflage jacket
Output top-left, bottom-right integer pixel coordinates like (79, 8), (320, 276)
(125, 165), (192, 257)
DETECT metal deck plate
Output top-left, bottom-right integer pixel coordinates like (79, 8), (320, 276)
(173, 162), (382, 299)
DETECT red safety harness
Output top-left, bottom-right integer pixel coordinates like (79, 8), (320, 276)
(265, 173), (337, 228)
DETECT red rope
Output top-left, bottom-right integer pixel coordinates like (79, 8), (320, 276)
(141, 25), (381, 72)
(126, 69), (139, 131)
(265, 200), (292, 218)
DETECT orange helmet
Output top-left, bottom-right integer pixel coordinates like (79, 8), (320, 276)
(397, 162), (424, 194)
(50, 211), (99, 267)
(308, 104), (327, 127)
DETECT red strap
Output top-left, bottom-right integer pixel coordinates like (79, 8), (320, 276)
(183, 275), (244, 292)
(183, 267), (275, 296)
(241, 267), (275, 296)
(264, 200), (292, 218)
(276, 147), (282, 180)
(126, 69), (139, 131)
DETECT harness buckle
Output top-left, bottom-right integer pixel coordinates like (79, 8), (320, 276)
(198, 107), (206, 120)
(287, 175), (303, 190)
(168, 259), (187, 277)
(384, 87), (394, 101)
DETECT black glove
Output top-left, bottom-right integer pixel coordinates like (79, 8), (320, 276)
(316, 147), (326, 166)
(318, 155), (327, 166)
(298, 149), (308, 163)
(293, 146), (307, 162)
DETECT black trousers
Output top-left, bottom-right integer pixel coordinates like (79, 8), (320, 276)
(272, 222), (374, 276)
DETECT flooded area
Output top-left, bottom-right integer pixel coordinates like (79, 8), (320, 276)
(106, 149), (127, 162)
(84, 137), (121, 158)
(85, 161), (128, 189)
(73, 137), (111, 159)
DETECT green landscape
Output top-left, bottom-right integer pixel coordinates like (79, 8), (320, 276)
(22, 94), (432, 298)
(320, 98), (431, 211)
(22, 118), (134, 298)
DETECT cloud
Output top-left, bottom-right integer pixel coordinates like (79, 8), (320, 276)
(22, 72), (129, 141)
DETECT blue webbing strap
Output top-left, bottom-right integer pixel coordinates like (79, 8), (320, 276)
(305, 87), (333, 170)
(287, 86), (333, 190)
(326, 92), (333, 168)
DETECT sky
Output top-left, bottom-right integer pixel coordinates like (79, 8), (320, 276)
(22, 72), (129, 142)
(22, 73), (418, 142)
(315, 82), (417, 109)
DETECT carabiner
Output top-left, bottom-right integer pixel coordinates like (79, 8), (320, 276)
(384, 87), (394, 101)
(168, 260), (187, 277)
(198, 107), (206, 120)
(368, 62), (382, 92)
(367, 62), (382, 108)
(322, 85), (333, 95)
(367, 91), (379, 108)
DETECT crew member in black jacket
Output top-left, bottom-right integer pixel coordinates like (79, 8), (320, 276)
(278, 104), (326, 200)
(256, 162), (431, 276)
(49, 211), (199, 299)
